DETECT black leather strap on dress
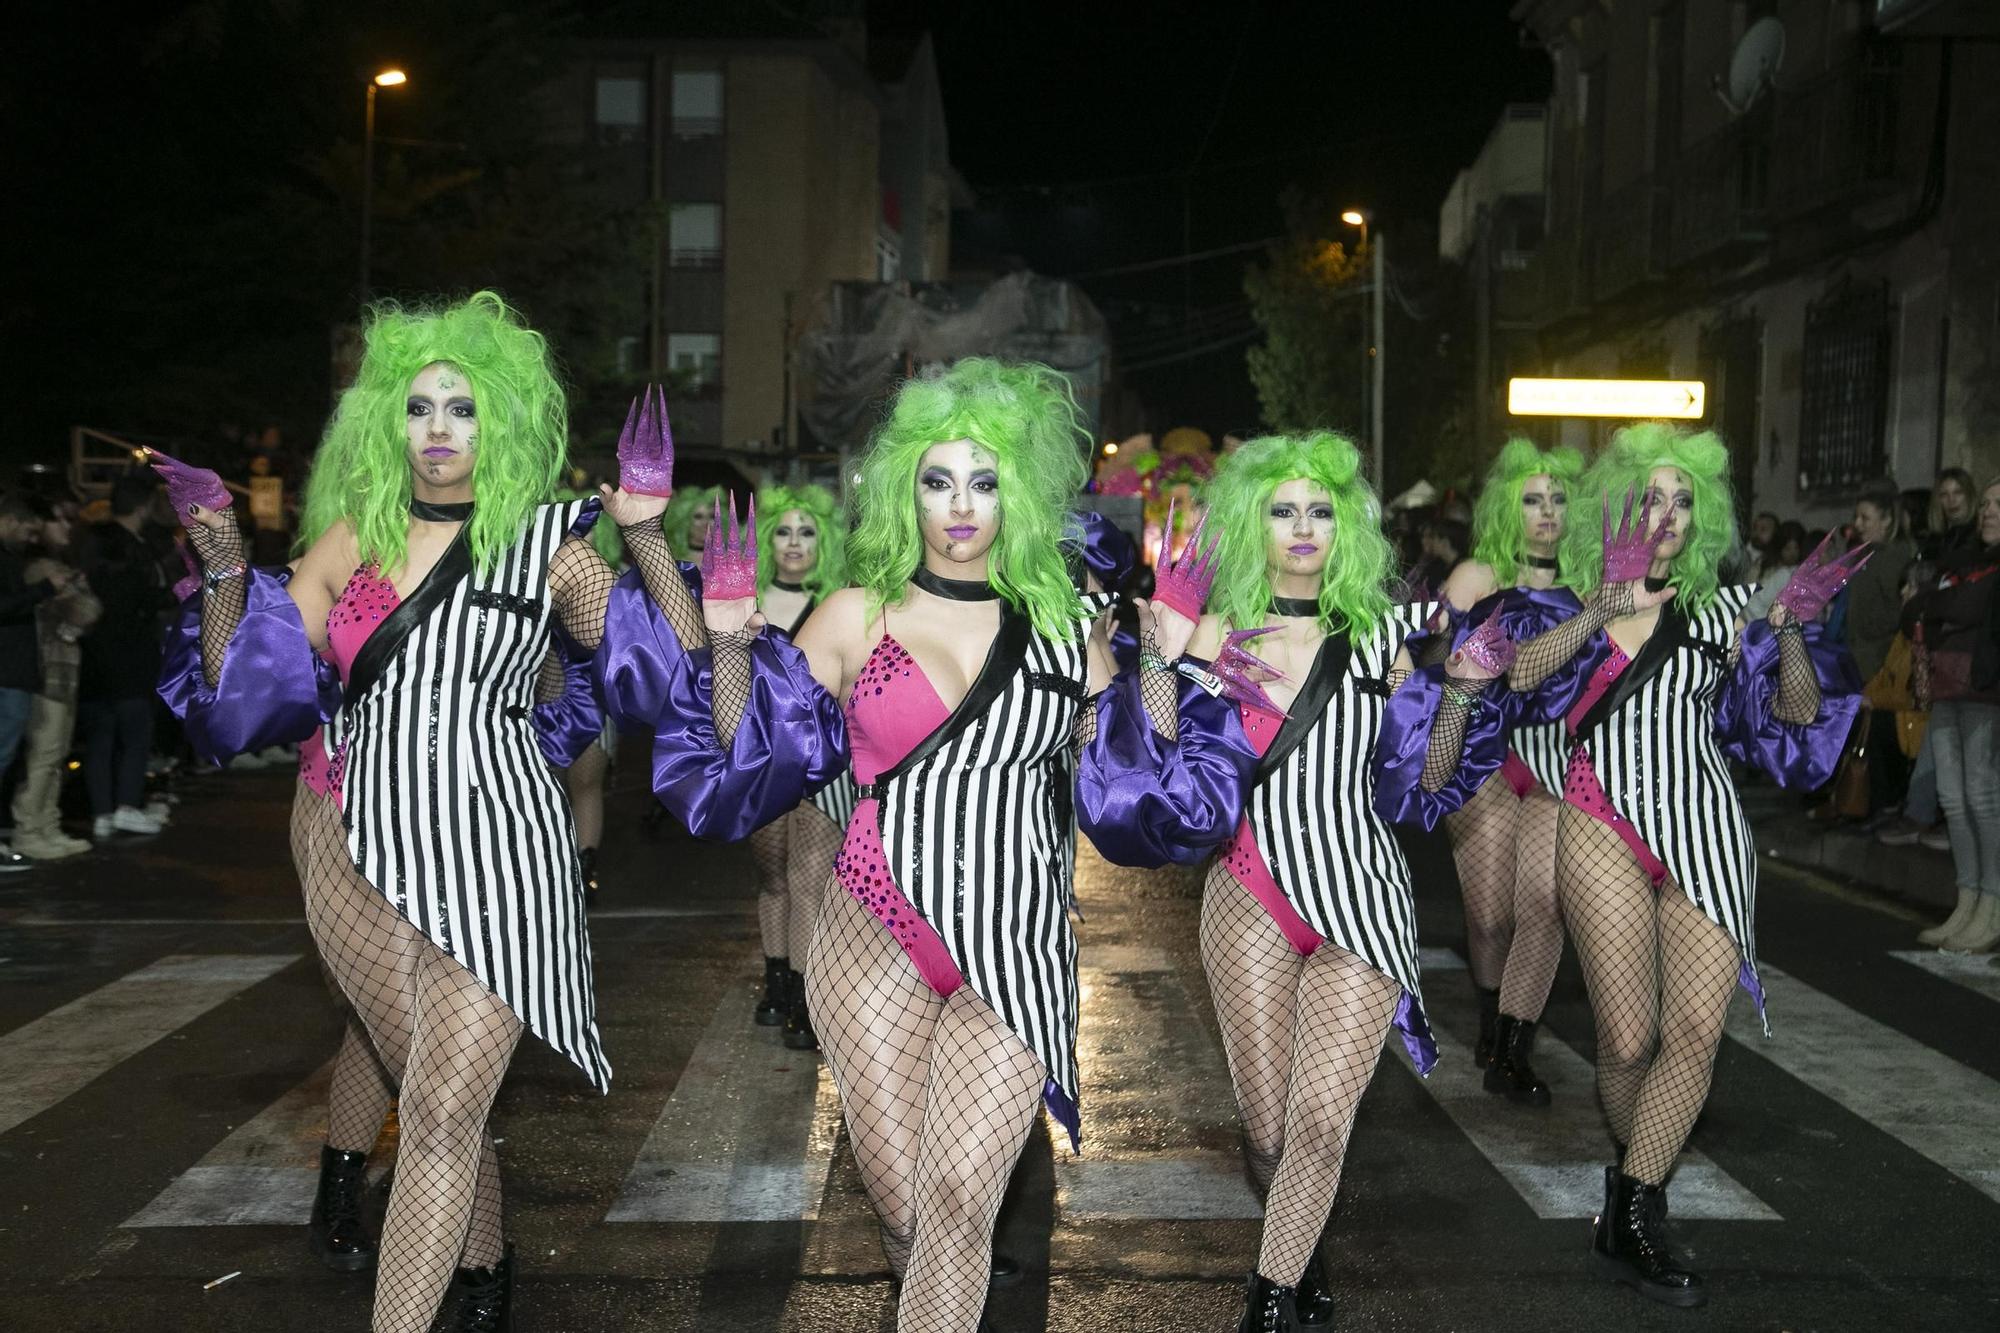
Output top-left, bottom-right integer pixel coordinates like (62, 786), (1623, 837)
(786, 599), (815, 636)
(1253, 632), (1352, 785)
(409, 498), (474, 523)
(1569, 602), (1691, 742)
(872, 606), (1032, 788)
(1270, 596), (1320, 618)
(344, 524), (475, 706)
(912, 566), (999, 601)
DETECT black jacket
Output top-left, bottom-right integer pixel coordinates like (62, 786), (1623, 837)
(0, 546), (52, 692)
(77, 521), (171, 701)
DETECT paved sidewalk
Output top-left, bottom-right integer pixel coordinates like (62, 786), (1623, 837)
(1742, 783), (1957, 916)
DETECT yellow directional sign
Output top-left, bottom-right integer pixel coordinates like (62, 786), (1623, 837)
(1507, 377), (1707, 420)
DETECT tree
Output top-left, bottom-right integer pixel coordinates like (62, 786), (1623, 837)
(1243, 193), (1370, 438)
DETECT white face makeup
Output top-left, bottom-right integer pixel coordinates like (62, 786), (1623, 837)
(1265, 477), (1335, 582)
(1521, 472), (1567, 550)
(772, 507), (820, 578)
(916, 439), (1001, 568)
(404, 361), (478, 494)
(1640, 465), (1694, 561)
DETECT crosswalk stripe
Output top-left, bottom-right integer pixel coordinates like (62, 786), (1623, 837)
(605, 970), (837, 1222)
(0, 954), (297, 1138)
(1888, 949), (2000, 1006)
(122, 1060), (396, 1227)
(1726, 962), (2000, 1203)
(1409, 949), (1778, 1219)
(1057, 941), (1262, 1221)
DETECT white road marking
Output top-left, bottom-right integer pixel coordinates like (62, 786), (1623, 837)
(1888, 949), (2000, 1007)
(0, 954), (297, 1137)
(1727, 963), (2000, 1203)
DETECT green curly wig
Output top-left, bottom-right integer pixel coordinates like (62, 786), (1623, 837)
(662, 485), (720, 558)
(1203, 431), (1396, 640)
(1469, 438), (1585, 586)
(756, 483), (847, 601)
(847, 358), (1089, 641)
(1561, 422), (1737, 615)
(296, 290), (566, 570)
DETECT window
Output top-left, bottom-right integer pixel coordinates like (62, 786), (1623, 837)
(594, 75), (646, 144)
(875, 231), (901, 282)
(615, 335), (643, 376)
(671, 69), (724, 137)
(669, 203), (721, 267)
(667, 334), (721, 390)
(1797, 281), (1890, 493)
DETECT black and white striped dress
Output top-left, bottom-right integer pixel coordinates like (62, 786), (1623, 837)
(871, 596), (1112, 1139)
(1570, 585), (1762, 995)
(322, 499), (608, 1091)
(1247, 604), (1434, 1041)
(1510, 715), (1570, 796)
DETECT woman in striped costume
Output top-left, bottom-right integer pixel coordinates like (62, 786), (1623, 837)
(744, 483), (854, 1049)
(1507, 425), (1862, 1308)
(1081, 431), (1507, 1332)
(1430, 440), (1585, 1104)
(162, 292), (704, 1332)
(625, 359), (1121, 1331)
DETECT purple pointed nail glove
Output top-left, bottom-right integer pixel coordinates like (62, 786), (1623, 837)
(617, 385), (677, 498)
(1212, 626), (1290, 719)
(1154, 499), (1220, 624)
(146, 449), (232, 524)
(1453, 610), (1516, 679)
(700, 492), (758, 602)
(1775, 531), (1872, 623)
(1602, 486), (1675, 584)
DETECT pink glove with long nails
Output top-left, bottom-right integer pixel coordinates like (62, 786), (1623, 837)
(1153, 499), (1219, 624)
(1211, 626), (1290, 719)
(1774, 531), (1872, 625)
(1602, 486), (1675, 583)
(146, 448), (232, 525)
(616, 385), (676, 498)
(700, 493), (758, 602)
(1447, 610), (1514, 686)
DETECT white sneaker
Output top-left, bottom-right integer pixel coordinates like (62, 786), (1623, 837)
(109, 806), (162, 835)
(144, 799), (172, 824)
(0, 845), (32, 872)
(92, 815), (113, 841)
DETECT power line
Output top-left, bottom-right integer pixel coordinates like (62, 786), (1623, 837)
(1065, 236), (1277, 280)
(1119, 326), (1262, 373)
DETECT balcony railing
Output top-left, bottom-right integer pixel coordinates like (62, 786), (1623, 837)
(1666, 115), (1771, 267)
(1769, 56), (1902, 217)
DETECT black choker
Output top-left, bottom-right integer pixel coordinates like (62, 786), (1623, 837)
(1644, 575), (1670, 593)
(1525, 554), (1560, 571)
(410, 498), (473, 522)
(772, 578), (806, 593)
(912, 566), (998, 601)
(1271, 596), (1319, 618)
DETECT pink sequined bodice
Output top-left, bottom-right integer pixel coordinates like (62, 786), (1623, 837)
(1220, 700), (1325, 955)
(1561, 644), (1672, 887)
(325, 565), (400, 686)
(834, 635), (965, 994)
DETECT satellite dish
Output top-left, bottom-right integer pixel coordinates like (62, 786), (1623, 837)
(1714, 17), (1786, 114)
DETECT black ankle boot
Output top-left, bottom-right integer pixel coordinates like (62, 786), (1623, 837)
(1237, 1271), (1298, 1332)
(755, 956), (788, 1026)
(579, 846), (600, 908)
(1292, 1250), (1334, 1327)
(1591, 1168), (1704, 1307)
(781, 967), (819, 1050)
(1473, 986), (1500, 1067)
(989, 1249), (1021, 1286)
(307, 1145), (375, 1272)
(1483, 1015), (1552, 1106)
(449, 1243), (514, 1332)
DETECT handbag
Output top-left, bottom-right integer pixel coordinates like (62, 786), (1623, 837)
(1830, 704), (1873, 820)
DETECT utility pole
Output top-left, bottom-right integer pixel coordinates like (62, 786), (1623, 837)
(1371, 228), (1386, 486)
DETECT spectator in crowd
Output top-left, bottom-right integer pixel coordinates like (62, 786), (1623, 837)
(1848, 480), (1919, 685)
(1924, 467), (1978, 562)
(11, 496), (99, 860)
(75, 474), (173, 838)
(1745, 519), (1809, 622)
(1907, 478), (2000, 952)
(1410, 515), (1467, 593)
(0, 494), (88, 869)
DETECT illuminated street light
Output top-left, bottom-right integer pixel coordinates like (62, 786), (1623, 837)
(1102, 442), (1119, 456)
(1340, 209), (1383, 481)
(360, 67), (410, 303)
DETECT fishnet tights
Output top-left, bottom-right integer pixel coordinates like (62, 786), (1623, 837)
(1555, 807), (1739, 1186)
(564, 738), (608, 852)
(297, 791), (521, 1332)
(1445, 778), (1564, 1020)
(786, 805), (842, 968)
(1199, 864), (1401, 1286)
(292, 782), (396, 1152)
(806, 876), (1045, 1333)
(750, 819), (792, 958)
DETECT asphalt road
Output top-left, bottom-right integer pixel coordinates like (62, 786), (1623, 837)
(1, 762), (1995, 1332)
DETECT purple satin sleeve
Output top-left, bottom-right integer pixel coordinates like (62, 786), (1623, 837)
(1077, 666), (1258, 867)
(157, 569), (340, 765)
(534, 654), (604, 769)
(593, 567), (848, 840)
(1074, 511), (1138, 590)
(1716, 620), (1862, 789)
(1108, 624), (1140, 673)
(1372, 666), (1510, 830)
(1490, 586), (1604, 726)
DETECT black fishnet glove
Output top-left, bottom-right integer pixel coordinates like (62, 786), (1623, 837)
(1772, 624), (1822, 725)
(1071, 695), (1099, 759)
(1420, 683), (1477, 793)
(192, 513), (249, 688)
(1509, 585), (1625, 692)
(534, 647), (565, 705)
(710, 628), (757, 745)
(1138, 628), (1181, 741)
(548, 521), (705, 655)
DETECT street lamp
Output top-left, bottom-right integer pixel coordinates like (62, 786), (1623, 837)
(359, 67), (408, 305)
(1341, 208), (1384, 485)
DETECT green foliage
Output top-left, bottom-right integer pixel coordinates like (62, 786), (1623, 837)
(1243, 213), (1369, 437)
